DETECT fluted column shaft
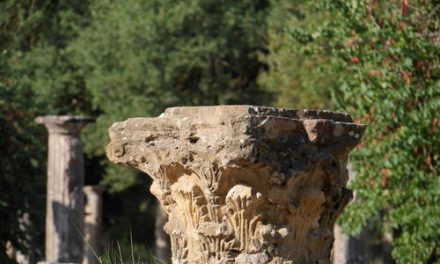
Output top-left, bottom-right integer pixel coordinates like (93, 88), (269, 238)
(37, 116), (93, 264)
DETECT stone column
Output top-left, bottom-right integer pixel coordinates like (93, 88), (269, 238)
(36, 115), (93, 264)
(106, 106), (365, 264)
(83, 186), (104, 264)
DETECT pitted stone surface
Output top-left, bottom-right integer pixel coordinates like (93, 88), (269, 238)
(106, 106), (365, 264)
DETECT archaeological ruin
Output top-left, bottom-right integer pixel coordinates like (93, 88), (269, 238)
(36, 115), (93, 264)
(106, 106), (365, 264)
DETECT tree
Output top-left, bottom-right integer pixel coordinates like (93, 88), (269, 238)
(286, 0), (440, 262)
(0, 78), (46, 264)
(0, 1), (92, 261)
(69, 0), (273, 188)
(259, 0), (332, 109)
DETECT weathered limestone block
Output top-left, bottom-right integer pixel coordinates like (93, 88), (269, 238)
(106, 106), (365, 264)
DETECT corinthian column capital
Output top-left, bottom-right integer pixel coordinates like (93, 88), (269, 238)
(107, 106), (365, 264)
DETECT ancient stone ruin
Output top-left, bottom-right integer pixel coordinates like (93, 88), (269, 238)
(106, 106), (365, 264)
(83, 185), (105, 264)
(36, 115), (93, 264)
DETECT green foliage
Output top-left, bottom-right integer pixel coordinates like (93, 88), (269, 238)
(259, 0), (332, 109)
(287, 0), (440, 262)
(1, 0), (274, 262)
(69, 0), (272, 159)
(1, 40), (55, 263)
(0, 82), (46, 263)
(1, 0), (93, 115)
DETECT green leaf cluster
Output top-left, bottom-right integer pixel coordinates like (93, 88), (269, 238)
(259, 0), (333, 109)
(286, 0), (440, 262)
